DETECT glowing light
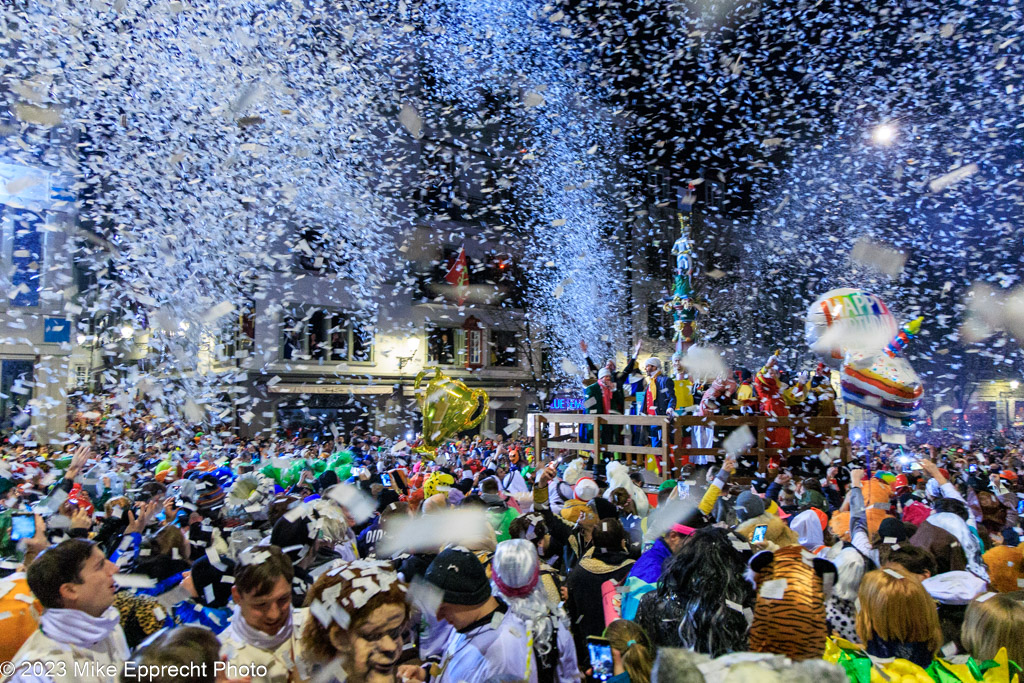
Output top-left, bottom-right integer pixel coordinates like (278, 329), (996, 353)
(120, 325), (134, 339)
(1012, 380), (1020, 390)
(871, 123), (897, 145)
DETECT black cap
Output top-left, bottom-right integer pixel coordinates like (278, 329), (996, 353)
(425, 548), (492, 606)
(877, 517), (911, 543)
(190, 554), (236, 608)
(270, 514), (313, 563)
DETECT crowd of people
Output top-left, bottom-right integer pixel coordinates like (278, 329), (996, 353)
(1, 406), (1023, 683)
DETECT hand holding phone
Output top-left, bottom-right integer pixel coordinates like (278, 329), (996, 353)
(586, 636), (614, 681)
(11, 513), (37, 542)
(751, 524), (768, 543)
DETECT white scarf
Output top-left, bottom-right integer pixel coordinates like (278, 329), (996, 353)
(226, 603), (294, 651)
(927, 512), (989, 582)
(39, 606), (121, 649)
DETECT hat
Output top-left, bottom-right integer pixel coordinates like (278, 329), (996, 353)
(922, 571), (987, 605)
(574, 477), (599, 502)
(983, 546), (1024, 592)
(425, 547), (491, 606)
(902, 501), (932, 526)
(589, 496), (617, 520)
(735, 491), (765, 522)
(598, 368), (612, 380)
(190, 554), (236, 608)
(270, 514), (314, 563)
(877, 517), (911, 543)
(658, 479), (678, 493)
(644, 357), (662, 370)
(1000, 470), (1018, 482)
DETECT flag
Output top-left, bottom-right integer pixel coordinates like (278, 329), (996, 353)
(445, 246), (468, 305)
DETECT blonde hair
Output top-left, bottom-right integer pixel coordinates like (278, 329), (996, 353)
(604, 619), (653, 683)
(856, 566), (941, 654)
(961, 591), (1024, 664)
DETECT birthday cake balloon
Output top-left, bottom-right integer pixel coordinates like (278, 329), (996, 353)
(839, 317), (925, 422)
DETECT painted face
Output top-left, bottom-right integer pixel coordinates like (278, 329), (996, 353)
(234, 576), (292, 635)
(330, 602), (407, 683)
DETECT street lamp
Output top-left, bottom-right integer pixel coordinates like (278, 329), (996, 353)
(871, 123), (897, 146)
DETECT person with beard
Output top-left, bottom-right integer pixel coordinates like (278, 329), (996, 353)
(10, 539), (126, 683)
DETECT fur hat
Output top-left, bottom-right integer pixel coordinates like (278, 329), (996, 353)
(645, 357), (662, 370)
(562, 458), (587, 486)
(598, 368), (613, 379)
(982, 545), (1024, 593)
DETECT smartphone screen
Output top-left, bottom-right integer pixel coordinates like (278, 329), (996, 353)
(969, 464), (978, 473)
(752, 525), (768, 543)
(587, 637), (614, 680)
(11, 514), (36, 542)
(381, 473), (392, 487)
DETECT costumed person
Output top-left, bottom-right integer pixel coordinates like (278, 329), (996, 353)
(640, 357), (675, 448)
(565, 519), (635, 670)
(547, 457), (586, 515)
(584, 368), (626, 449)
(747, 545), (837, 661)
(581, 339), (642, 399)
(400, 547), (536, 683)
(754, 351), (791, 451)
(173, 552), (235, 633)
(491, 540), (578, 683)
(824, 546), (867, 643)
(604, 461), (650, 518)
(635, 526), (753, 656)
(9, 540), (128, 683)
(852, 566), (942, 668)
(480, 477), (518, 543)
(221, 545), (306, 683)
(300, 559), (410, 683)
(603, 619), (655, 683)
(691, 376), (737, 461)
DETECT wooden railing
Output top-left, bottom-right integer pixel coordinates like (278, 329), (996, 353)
(531, 412), (850, 479)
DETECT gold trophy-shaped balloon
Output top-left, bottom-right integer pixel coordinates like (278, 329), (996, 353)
(413, 368), (489, 458)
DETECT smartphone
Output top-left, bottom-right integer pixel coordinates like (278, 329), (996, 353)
(751, 524), (768, 543)
(969, 464), (978, 473)
(381, 472), (392, 487)
(586, 636), (614, 681)
(11, 513), (36, 542)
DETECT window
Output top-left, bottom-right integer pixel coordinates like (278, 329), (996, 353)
(467, 328), (483, 366)
(73, 365), (88, 388)
(490, 329), (518, 367)
(281, 307), (373, 362)
(427, 326), (464, 365)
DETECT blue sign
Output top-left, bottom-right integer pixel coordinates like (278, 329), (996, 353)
(548, 394), (584, 412)
(44, 317), (71, 343)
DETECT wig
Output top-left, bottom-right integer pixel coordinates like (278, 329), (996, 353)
(491, 540), (568, 663)
(635, 527), (754, 657)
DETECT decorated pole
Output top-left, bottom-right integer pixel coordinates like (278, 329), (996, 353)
(665, 183), (698, 354)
